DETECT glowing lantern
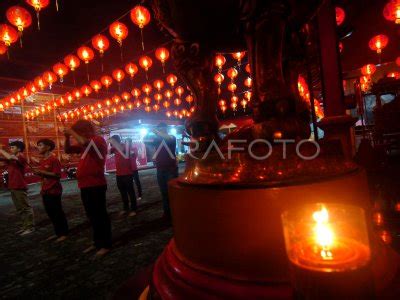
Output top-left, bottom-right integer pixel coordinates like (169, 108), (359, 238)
(244, 91), (252, 101)
(219, 99), (226, 107)
(361, 64), (376, 76)
(64, 54), (81, 71)
(166, 111), (172, 118)
(34, 76), (47, 90)
(43, 71), (57, 89)
(396, 57), (400, 66)
(112, 69), (125, 83)
(175, 86), (184, 98)
(121, 92), (131, 102)
(81, 85), (92, 97)
(339, 42), (344, 53)
(19, 87), (30, 98)
(125, 62), (138, 79)
(27, 82), (37, 94)
(109, 21), (128, 46)
(144, 106), (151, 113)
(245, 64), (251, 74)
(0, 24), (19, 49)
(215, 54), (226, 72)
(220, 105), (227, 113)
(231, 95), (239, 103)
(153, 104), (160, 112)
(105, 99), (112, 107)
(101, 75), (113, 89)
(387, 72), (400, 79)
(113, 95), (121, 104)
(369, 35), (389, 54)
(155, 47), (170, 72)
(163, 100), (170, 108)
(134, 99), (142, 108)
(164, 89), (173, 99)
(154, 93), (163, 102)
(185, 95), (194, 104)
(153, 79), (164, 91)
(335, 7), (346, 26)
(228, 83), (237, 93)
(26, 0), (49, 30)
(227, 68), (238, 81)
(0, 42), (7, 55)
(52, 63), (69, 82)
(142, 83), (152, 95)
(139, 56), (152, 71)
(130, 5), (151, 50)
(166, 74), (177, 87)
(143, 96), (151, 105)
(232, 52), (246, 67)
(244, 77), (252, 88)
(6, 6), (32, 47)
(240, 99), (248, 109)
(383, 0), (400, 24)
(73, 89), (82, 100)
(77, 46), (95, 64)
(214, 73), (224, 85)
(91, 34), (109, 56)
(90, 80), (102, 93)
(174, 98), (182, 106)
(231, 102), (237, 111)
(131, 88), (141, 98)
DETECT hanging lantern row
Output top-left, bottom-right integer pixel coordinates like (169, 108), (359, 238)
(214, 52), (248, 73)
(23, 70), (183, 118)
(1, 5), (152, 107)
(1, 42), (171, 112)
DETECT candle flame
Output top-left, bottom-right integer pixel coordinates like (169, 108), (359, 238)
(313, 206), (334, 260)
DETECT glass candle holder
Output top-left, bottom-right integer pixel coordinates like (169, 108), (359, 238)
(281, 203), (373, 299)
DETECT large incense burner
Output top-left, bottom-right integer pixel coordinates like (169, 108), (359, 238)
(140, 0), (398, 299)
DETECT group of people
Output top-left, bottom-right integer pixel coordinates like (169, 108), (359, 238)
(0, 120), (178, 258)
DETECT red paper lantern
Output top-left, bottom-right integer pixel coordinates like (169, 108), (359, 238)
(125, 62), (138, 78)
(335, 7), (346, 26)
(143, 96), (151, 105)
(130, 6), (151, 28)
(91, 34), (110, 55)
(153, 104), (160, 112)
(43, 71), (57, 88)
(245, 64), (251, 74)
(185, 95), (194, 104)
(81, 85), (93, 97)
(383, 0), (400, 24)
(154, 93), (163, 102)
(164, 89), (173, 99)
(113, 95), (121, 104)
(109, 21), (128, 45)
(215, 54), (226, 71)
(112, 69), (125, 83)
(0, 24), (19, 47)
(153, 79), (164, 91)
(163, 100), (170, 108)
(34, 76), (47, 90)
(214, 73), (224, 85)
(228, 83), (237, 93)
(77, 46), (95, 64)
(155, 47), (170, 67)
(6, 6), (32, 33)
(227, 68), (238, 80)
(175, 86), (184, 97)
(361, 64), (376, 76)
(387, 72), (400, 79)
(26, 0), (49, 30)
(142, 83), (152, 95)
(52, 63), (69, 82)
(27, 82), (37, 94)
(90, 80), (102, 93)
(144, 105), (152, 112)
(339, 42), (344, 53)
(73, 89), (82, 100)
(139, 56), (153, 71)
(244, 77), (252, 88)
(166, 74), (177, 86)
(174, 98), (182, 106)
(101, 75), (113, 89)
(132, 88), (141, 98)
(240, 99), (248, 109)
(232, 52), (246, 63)
(369, 35), (389, 54)
(64, 54), (81, 71)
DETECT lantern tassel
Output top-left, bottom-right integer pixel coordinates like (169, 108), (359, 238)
(86, 64), (90, 82)
(7, 49), (10, 60)
(100, 56), (104, 73)
(72, 72), (76, 86)
(19, 32), (23, 48)
(56, 0), (59, 12)
(120, 44), (124, 62)
(36, 11), (41, 31)
(140, 28), (145, 51)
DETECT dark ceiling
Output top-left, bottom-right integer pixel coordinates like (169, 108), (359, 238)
(0, 0), (398, 92)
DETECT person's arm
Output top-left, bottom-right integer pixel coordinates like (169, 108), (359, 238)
(0, 149), (17, 161)
(64, 128), (89, 146)
(153, 129), (174, 140)
(32, 168), (60, 178)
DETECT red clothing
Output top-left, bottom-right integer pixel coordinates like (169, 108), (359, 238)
(76, 136), (107, 188)
(130, 147), (138, 171)
(39, 155), (62, 195)
(7, 153), (27, 190)
(112, 143), (137, 176)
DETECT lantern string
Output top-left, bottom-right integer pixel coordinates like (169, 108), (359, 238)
(100, 56), (104, 73)
(140, 28), (145, 51)
(86, 64), (90, 82)
(120, 44), (124, 62)
(36, 11), (41, 31)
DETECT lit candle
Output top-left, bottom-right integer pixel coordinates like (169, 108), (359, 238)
(282, 203), (374, 299)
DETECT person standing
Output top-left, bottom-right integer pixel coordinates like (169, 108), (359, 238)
(151, 123), (178, 220)
(127, 138), (143, 201)
(109, 135), (137, 217)
(0, 141), (34, 235)
(33, 139), (68, 242)
(64, 120), (111, 257)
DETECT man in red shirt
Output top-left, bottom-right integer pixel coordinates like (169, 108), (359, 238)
(64, 120), (111, 258)
(109, 135), (137, 217)
(0, 141), (34, 235)
(33, 139), (68, 242)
